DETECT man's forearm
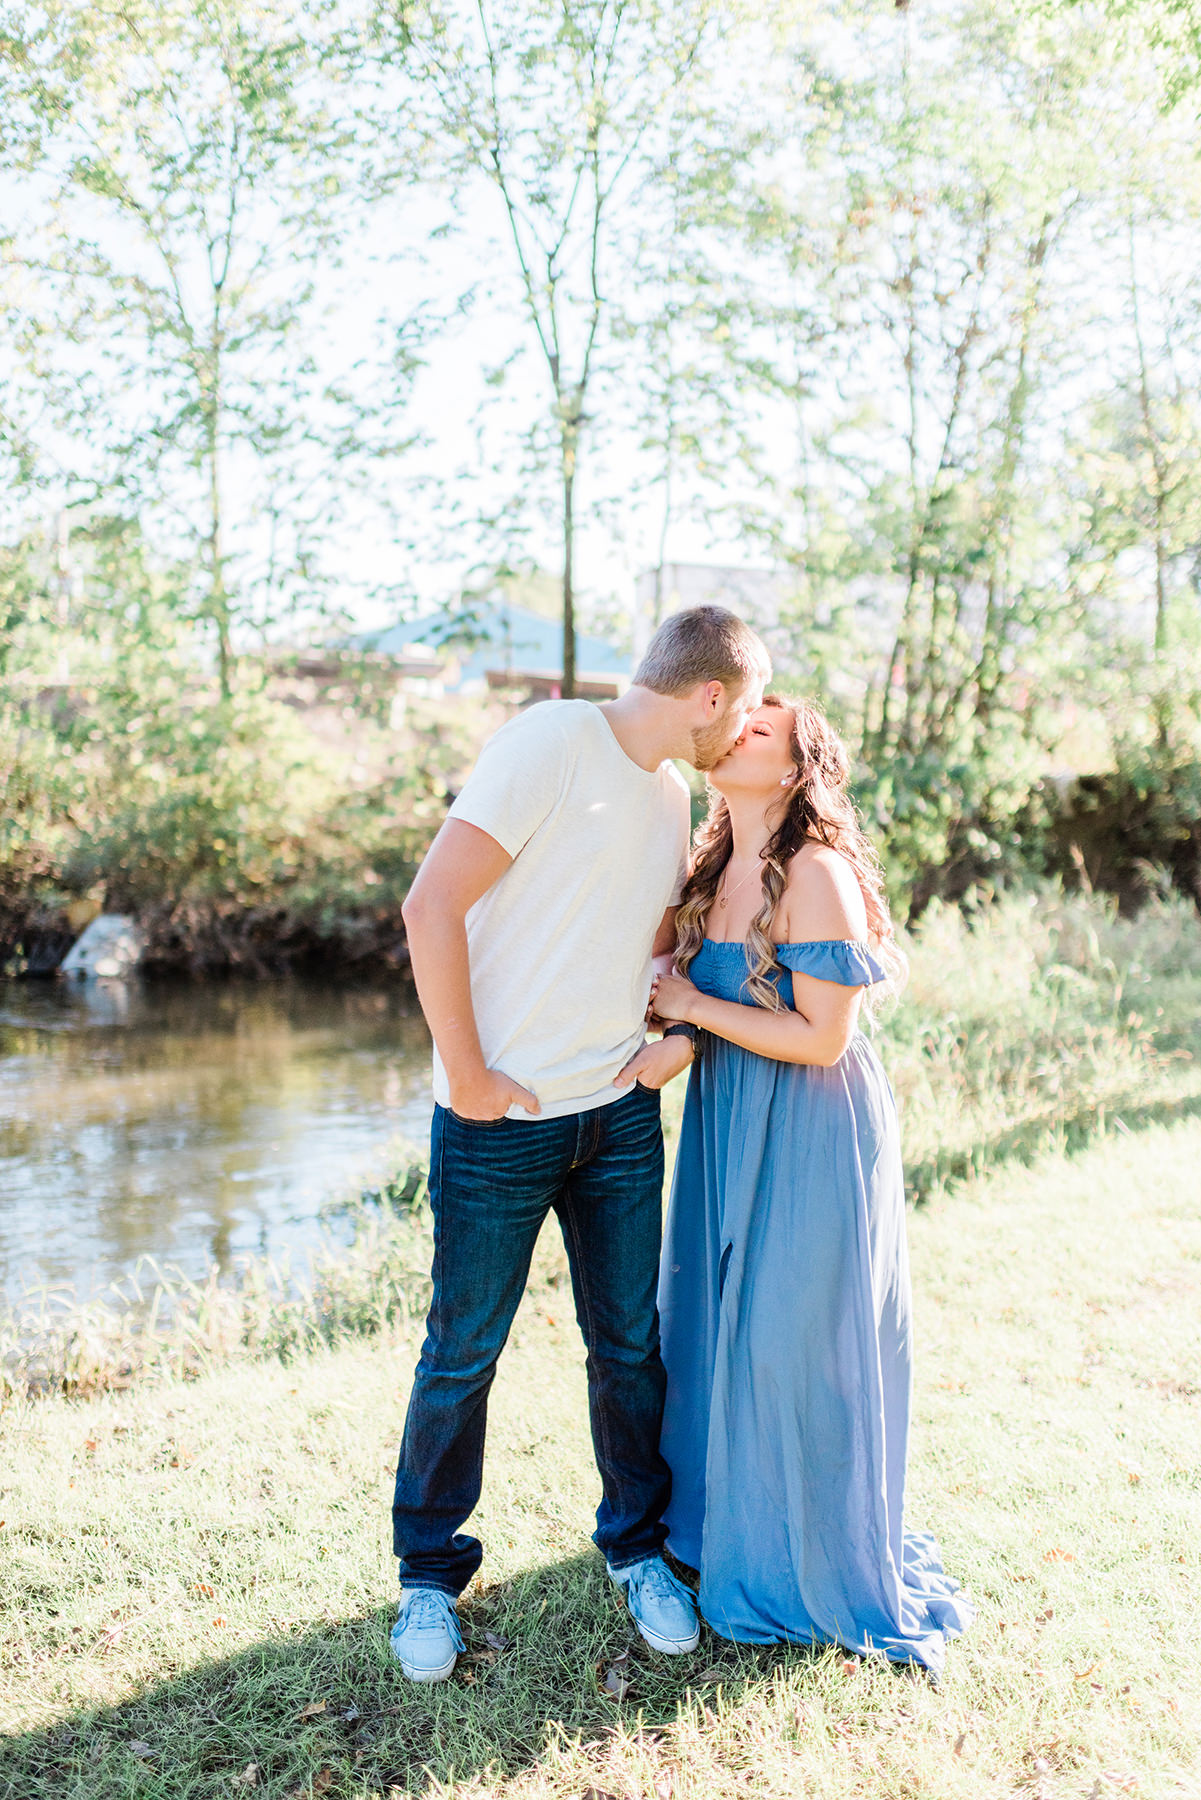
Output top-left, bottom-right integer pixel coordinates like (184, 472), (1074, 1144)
(405, 905), (488, 1088)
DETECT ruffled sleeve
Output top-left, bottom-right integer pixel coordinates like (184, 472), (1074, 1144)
(774, 940), (888, 988)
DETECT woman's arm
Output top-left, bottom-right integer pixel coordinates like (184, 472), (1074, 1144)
(653, 843), (870, 1068)
(652, 969), (862, 1067)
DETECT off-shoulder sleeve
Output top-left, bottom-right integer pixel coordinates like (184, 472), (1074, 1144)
(775, 940), (888, 988)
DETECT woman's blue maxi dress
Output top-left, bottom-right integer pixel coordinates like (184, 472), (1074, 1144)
(658, 938), (973, 1675)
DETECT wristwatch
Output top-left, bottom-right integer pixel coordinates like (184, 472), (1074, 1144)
(663, 1021), (702, 1058)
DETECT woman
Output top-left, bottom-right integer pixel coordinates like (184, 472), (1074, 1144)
(650, 696), (972, 1676)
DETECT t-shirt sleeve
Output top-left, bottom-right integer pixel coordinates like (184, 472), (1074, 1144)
(667, 771), (691, 905)
(446, 706), (570, 860)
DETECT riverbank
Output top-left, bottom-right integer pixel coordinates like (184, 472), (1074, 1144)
(2, 680), (499, 980)
(0, 891), (417, 981)
(2, 1116), (1199, 1798)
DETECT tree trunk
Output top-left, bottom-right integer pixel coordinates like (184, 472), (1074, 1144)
(206, 335), (232, 701)
(562, 433), (577, 699)
(1128, 216), (1171, 743)
(209, 450), (231, 701)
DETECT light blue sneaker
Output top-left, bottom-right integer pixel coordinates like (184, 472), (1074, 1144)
(607, 1555), (700, 1654)
(389, 1586), (465, 1683)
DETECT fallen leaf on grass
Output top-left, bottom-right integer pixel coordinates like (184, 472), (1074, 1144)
(483, 1629), (510, 1651)
(1042, 1547), (1075, 1563)
(296, 1701), (327, 1722)
(839, 1658), (860, 1676)
(231, 1765), (258, 1789)
(597, 1647), (633, 1700)
(128, 1741), (154, 1759)
(286, 1771), (335, 1798)
(689, 1666), (726, 1686)
(581, 1789), (622, 1800)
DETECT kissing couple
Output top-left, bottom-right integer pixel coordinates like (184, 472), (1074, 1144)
(390, 604), (973, 1682)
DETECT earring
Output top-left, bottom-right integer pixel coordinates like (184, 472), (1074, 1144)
(779, 775), (795, 787)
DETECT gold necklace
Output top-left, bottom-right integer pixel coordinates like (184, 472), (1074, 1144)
(717, 860), (761, 909)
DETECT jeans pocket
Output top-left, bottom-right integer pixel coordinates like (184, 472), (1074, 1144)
(446, 1107), (506, 1129)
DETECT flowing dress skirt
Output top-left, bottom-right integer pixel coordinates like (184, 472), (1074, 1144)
(658, 939), (973, 1675)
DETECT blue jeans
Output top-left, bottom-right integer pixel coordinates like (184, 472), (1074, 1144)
(392, 1083), (671, 1595)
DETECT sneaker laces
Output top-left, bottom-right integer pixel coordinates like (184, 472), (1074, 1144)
(402, 1588), (465, 1650)
(625, 1558), (694, 1611)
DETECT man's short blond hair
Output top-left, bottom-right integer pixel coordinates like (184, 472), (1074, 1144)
(633, 605), (770, 698)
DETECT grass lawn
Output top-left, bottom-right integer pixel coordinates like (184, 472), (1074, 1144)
(2, 1113), (1199, 1799)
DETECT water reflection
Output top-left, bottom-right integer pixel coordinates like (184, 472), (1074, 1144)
(0, 976), (433, 1299)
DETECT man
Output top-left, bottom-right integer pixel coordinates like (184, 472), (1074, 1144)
(391, 604), (771, 1682)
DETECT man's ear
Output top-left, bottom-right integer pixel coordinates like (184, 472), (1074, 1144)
(702, 679), (725, 715)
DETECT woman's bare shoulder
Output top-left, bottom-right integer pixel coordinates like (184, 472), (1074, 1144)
(778, 841), (868, 941)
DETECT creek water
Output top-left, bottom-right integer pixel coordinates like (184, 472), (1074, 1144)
(0, 975), (434, 1303)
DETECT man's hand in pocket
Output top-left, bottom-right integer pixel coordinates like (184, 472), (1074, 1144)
(614, 1035), (693, 1092)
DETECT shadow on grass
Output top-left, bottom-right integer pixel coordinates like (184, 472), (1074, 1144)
(906, 1087), (1201, 1204)
(1, 1551), (844, 1800)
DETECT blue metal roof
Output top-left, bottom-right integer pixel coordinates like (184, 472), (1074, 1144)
(352, 600), (630, 689)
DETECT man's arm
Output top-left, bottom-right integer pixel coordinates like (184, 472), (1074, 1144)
(613, 903), (694, 1091)
(651, 903), (680, 965)
(401, 819), (540, 1120)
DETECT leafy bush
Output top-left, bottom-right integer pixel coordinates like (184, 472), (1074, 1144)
(1049, 749), (1201, 916)
(853, 732), (1052, 920)
(2, 637), (485, 968)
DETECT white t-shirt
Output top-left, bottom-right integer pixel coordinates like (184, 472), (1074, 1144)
(432, 699), (691, 1119)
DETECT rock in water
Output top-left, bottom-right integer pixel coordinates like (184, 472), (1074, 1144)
(60, 914), (145, 979)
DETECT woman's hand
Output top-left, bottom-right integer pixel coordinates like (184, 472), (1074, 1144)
(650, 970), (701, 1025)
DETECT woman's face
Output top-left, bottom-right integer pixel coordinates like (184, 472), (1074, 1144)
(707, 705), (797, 798)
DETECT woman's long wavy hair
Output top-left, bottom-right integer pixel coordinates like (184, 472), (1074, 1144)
(674, 696), (905, 1012)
